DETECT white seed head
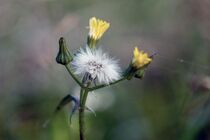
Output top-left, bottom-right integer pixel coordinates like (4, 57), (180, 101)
(71, 47), (121, 84)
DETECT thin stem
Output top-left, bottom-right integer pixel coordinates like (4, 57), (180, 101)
(78, 77), (126, 140)
(65, 65), (84, 88)
(80, 88), (85, 104)
(81, 88), (90, 106)
(88, 77), (126, 91)
(79, 109), (85, 140)
(79, 83), (91, 140)
(79, 89), (85, 140)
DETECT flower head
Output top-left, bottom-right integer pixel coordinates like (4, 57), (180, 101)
(132, 47), (152, 69)
(88, 17), (110, 41)
(72, 47), (121, 84)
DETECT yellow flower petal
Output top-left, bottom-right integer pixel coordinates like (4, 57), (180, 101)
(132, 47), (152, 69)
(133, 47), (139, 59)
(89, 17), (110, 40)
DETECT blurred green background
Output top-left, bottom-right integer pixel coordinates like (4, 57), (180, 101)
(1, 0), (210, 140)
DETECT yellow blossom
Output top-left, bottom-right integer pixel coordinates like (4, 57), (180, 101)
(132, 47), (152, 69)
(88, 17), (110, 40)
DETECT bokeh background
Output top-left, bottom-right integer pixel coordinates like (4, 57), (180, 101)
(1, 0), (210, 140)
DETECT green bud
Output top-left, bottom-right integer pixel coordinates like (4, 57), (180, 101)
(56, 37), (73, 65)
(134, 69), (145, 79)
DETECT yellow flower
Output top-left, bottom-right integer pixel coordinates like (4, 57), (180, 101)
(88, 17), (110, 40)
(132, 47), (152, 69)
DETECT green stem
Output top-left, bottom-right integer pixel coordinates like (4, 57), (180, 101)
(78, 77), (126, 140)
(88, 77), (126, 91)
(79, 89), (85, 140)
(79, 88), (85, 104)
(65, 65), (84, 88)
(79, 83), (91, 140)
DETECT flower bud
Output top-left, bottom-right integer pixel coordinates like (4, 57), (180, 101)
(125, 47), (153, 80)
(132, 47), (152, 69)
(56, 37), (73, 65)
(87, 17), (110, 48)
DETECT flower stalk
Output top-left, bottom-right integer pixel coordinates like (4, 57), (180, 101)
(65, 64), (85, 88)
(79, 83), (90, 140)
(54, 17), (154, 140)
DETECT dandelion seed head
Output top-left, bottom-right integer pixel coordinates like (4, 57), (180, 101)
(72, 47), (121, 84)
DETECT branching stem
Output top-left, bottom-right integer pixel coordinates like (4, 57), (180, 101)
(88, 77), (126, 91)
(65, 64), (126, 140)
(65, 65), (84, 88)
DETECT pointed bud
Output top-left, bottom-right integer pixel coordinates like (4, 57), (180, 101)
(56, 37), (73, 65)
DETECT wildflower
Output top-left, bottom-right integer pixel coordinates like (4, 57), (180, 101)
(132, 47), (152, 69)
(125, 47), (153, 80)
(87, 17), (110, 48)
(71, 47), (121, 84)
